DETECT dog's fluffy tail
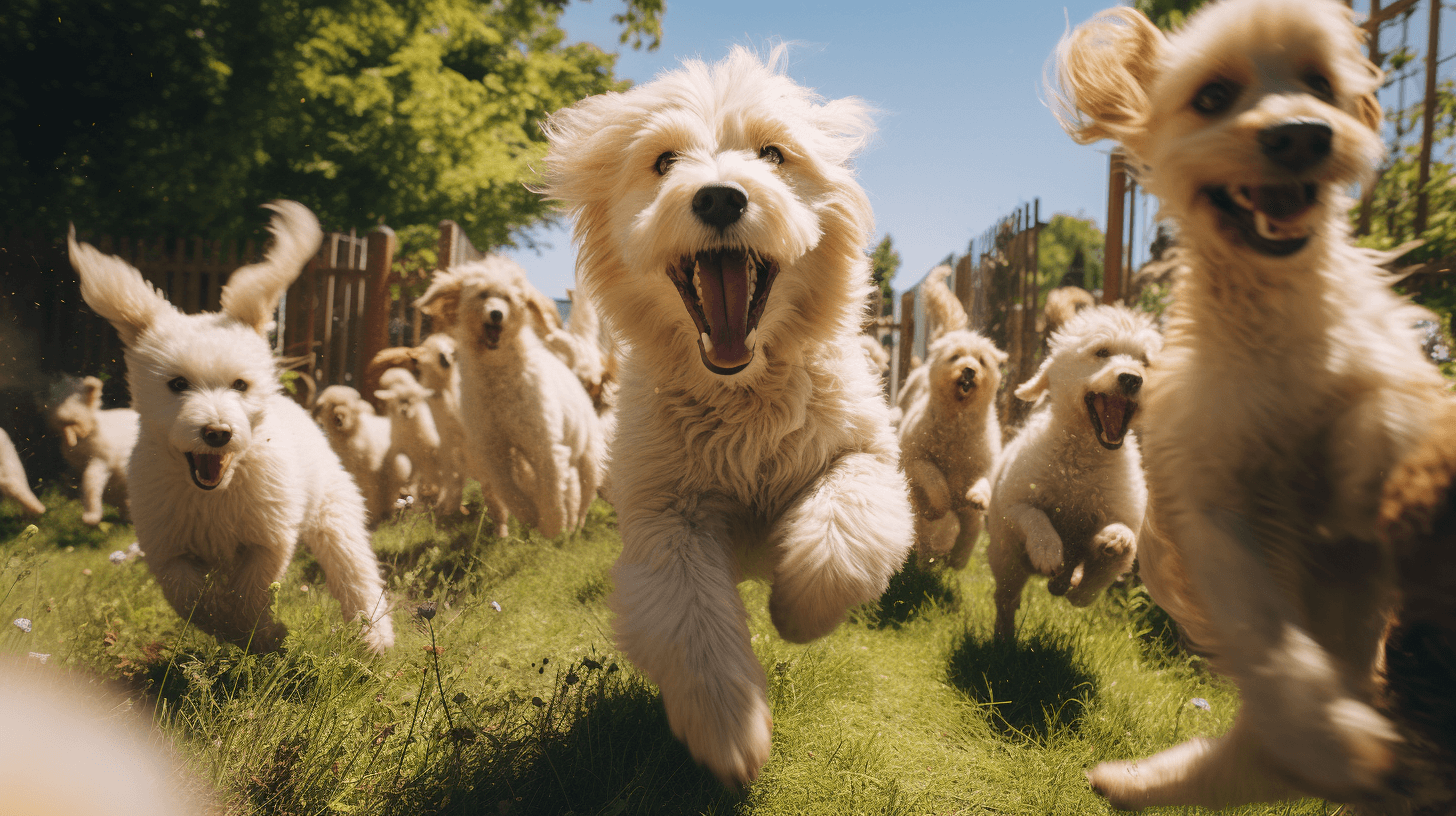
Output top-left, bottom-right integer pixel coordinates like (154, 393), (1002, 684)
(221, 201), (322, 334)
(924, 264), (969, 343)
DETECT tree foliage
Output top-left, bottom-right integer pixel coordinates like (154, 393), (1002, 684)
(0, 0), (661, 247)
(869, 235), (901, 315)
(1357, 78), (1456, 262)
(1132, 0), (1210, 30)
(1037, 214), (1105, 295)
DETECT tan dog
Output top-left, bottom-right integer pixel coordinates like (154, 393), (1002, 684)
(542, 47), (914, 784)
(47, 375), (138, 525)
(1053, 0), (1450, 808)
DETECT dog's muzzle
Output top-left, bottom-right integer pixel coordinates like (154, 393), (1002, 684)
(1205, 183), (1317, 257)
(667, 249), (779, 375)
(956, 367), (977, 396)
(1085, 392), (1137, 451)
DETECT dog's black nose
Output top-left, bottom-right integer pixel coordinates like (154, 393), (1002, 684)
(201, 425), (231, 448)
(1259, 121), (1332, 172)
(488, 309), (503, 324)
(1118, 372), (1143, 395)
(692, 182), (748, 228)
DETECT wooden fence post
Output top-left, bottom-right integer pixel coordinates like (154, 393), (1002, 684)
(897, 289), (917, 395)
(359, 225), (397, 401)
(1104, 151), (1126, 304)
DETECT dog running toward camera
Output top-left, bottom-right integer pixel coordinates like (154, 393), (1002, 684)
(986, 305), (1160, 640)
(1053, 0), (1451, 808)
(69, 202), (394, 654)
(542, 47), (914, 785)
(47, 375), (138, 526)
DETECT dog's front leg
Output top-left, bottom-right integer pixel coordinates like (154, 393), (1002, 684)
(1064, 522), (1137, 607)
(904, 458), (950, 520)
(150, 548), (288, 652)
(79, 457), (111, 526)
(303, 486), (395, 653)
(1006, 502), (1064, 575)
(767, 451), (912, 643)
(612, 499), (771, 786)
(946, 477), (994, 570)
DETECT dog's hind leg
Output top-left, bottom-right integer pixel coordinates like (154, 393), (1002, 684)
(767, 451), (913, 643)
(303, 486), (395, 654)
(611, 498), (771, 786)
(78, 458), (111, 526)
(987, 525), (1031, 641)
(1087, 713), (1298, 810)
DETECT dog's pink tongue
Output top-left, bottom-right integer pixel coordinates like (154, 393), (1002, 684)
(194, 454), (223, 484)
(695, 249), (752, 369)
(1095, 394), (1129, 442)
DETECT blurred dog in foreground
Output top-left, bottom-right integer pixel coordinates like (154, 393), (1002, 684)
(543, 47), (913, 784)
(69, 202), (394, 654)
(1054, 0), (1451, 809)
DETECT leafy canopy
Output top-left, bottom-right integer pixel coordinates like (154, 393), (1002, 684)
(869, 235), (901, 316)
(0, 0), (661, 247)
(1037, 213), (1105, 295)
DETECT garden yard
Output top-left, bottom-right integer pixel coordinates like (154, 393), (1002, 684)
(0, 489), (1343, 816)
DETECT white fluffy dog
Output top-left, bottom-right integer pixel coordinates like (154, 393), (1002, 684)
(986, 305), (1160, 640)
(542, 47), (914, 784)
(69, 202), (394, 654)
(1054, 0), (1451, 807)
(375, 367), (444, 506)
(415, 256), (601, 539)
(312, 384), (403, 524)
(0, 427), (45, 515)
(897, 279), (1006, 569)
(48, 375), (138, 525)
(414, 333), (467, 513)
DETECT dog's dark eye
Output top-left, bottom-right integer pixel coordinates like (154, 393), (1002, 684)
(231, 379), (248, 392)
(654, 151), (677, 176)
(168, 377), (190, 393)
(1095, 348), (1111, 358)
(759, 146), (784, 166)
(1304, 72), (1334, 101)
(1192, 80), (1239, 115)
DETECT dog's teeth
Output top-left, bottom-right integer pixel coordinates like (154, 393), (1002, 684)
(700, 332), (714, 355)
(693, 265), (704, 303)
(1253, 211), (1281, 240)
(1231, 187), (1257, 211)
(747, 328), (758, 349)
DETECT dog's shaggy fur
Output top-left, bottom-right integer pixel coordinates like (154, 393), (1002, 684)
(312, 385), (404, 524)
(0, 427), (45, 515)
(47, 375), (138, 525)
(986, 305), (1160, 640)
(414, 333), (467, 513)
(415, 256), (601, 539)
(898, 327), (1006, 569)
(542, 47), (914, 784)
(1053, 0), (1451, 807)
(1043, 285), (1097, 336)
(375, 367), (444, 507)
(70, 202), (394, 654)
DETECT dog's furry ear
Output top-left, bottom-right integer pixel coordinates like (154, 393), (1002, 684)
(220, 201), (321, 335)
(69, 226), (179, 346)
(525, 286), (563, 337)
(985, 344), (1009, 366)
(1014, 358), (1052, 403)
(1050, 7), (1165, 147)
(416, 270), (464, 332)
(80, 376), (104, 412)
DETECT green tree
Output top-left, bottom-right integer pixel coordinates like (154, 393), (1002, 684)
(869, 235), (901, 316)
(1037, 214), (1105, 295)
(1357, 78), (1456, 262)
(0, 0), (662, 247)
(1133, 0), (1210, 30)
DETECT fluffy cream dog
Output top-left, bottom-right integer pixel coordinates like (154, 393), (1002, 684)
(0, 427), (45, 515)
(986, 305), (1159, 640)
(69, 202), (394, 654)
(48, 375), (138, 525)
(542, 47), (914, 784)
(312, 384), (403, 524)
(897, 270), (1006, 569)
(415, 257), (601, 539)
(375, 367), (443, 506)
(1053, 0), (1451, 807)
(415, 333), (467, 513)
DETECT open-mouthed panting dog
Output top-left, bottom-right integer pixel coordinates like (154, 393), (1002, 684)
(69, 202), (394, 654)
(1052, 0), (1452, 808)
(986, 305), (1160, 641)
(541, 46), (914, 785)
(414, 256), (603, 540)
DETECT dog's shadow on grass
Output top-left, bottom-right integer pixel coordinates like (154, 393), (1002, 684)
(852, 552), (959, 629)
(946, 627), (1096, 741)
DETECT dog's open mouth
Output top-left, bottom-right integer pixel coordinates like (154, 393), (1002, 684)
(186, 452), (233, 490)
(1205, 184), (1317, 257)
(667, 249), (779, 375)
(956, 368), (976, 397)
(480, 323), (503, 350)
(1085, 392), (1136, 450)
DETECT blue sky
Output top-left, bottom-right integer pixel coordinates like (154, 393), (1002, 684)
(505, 0), (1127, 300)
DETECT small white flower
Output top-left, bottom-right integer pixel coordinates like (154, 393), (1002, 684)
(405, 495), (416, 507)
(109, 550), (127, 565)
(27, 652), (49, 664)
(1191, 697), (1211, 712)
(394, 497), (409, 510)
(490, 601), (501, 612)
(126, 541), (143, 559)
(13, 618), (31, 633)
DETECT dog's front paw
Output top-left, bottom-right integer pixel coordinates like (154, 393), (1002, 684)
(1092, 523), (1137, 562)
(964, 478), (991, 512)
(663, 675), (773, 786)
(361, 616), (395, 654)
(1086, 760), (1149, 811)
(1026, 531), (1064, 576)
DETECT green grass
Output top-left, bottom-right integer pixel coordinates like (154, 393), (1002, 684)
(0, 488), (1341, 815)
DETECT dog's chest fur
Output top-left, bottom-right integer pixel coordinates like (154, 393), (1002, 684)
(1017, 405), (1139, 543)
(908, 395), (999, 501)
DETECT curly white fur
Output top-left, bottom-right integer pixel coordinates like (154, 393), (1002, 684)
(542, 46), (913, 785)
(375, 367), (444, 507)
(414, 333), (467, 513)
(1054, 0), (1450, 807)
(69, 201), (394, 654)
(47, 375), (138, 525)
(986, 305), (1160, 640)
(313, 384), (404, 524)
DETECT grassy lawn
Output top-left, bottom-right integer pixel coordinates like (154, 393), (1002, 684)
(0, 488), (1339, 816)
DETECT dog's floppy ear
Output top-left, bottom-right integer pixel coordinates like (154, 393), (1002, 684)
(1014, 357), (1053, 403)
(69, 226), (179, 346)
(80, 376), (104, 413)
(221, 201), (322, 335)
(1050, 7), (1165, 147)
(416, 270), (464, 332)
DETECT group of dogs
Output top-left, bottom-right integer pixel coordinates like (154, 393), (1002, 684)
(1, 0), (1454, 811)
